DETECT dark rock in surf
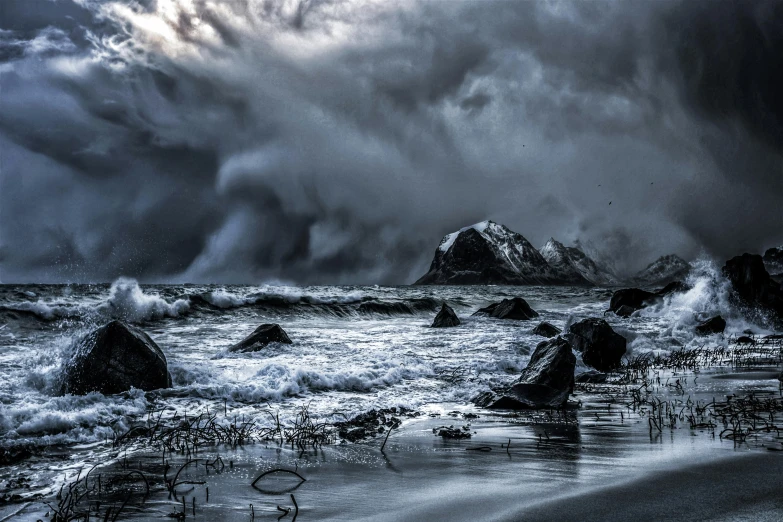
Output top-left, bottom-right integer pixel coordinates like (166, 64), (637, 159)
(431, 303), (460, 328)
(59, 321), (172, 395)
(722, 254), (783, 324)
(735, 336), (756, 345)
(695, 315), (726, 336)
(228, 324), (292, 353)
(657, 280), (691, 296)
(472, 297), (538, 320)
(476, 336), (576, 409)
(566, 318), (627, 372)
(531, 321), (561, 338)
(608, 288), (657, 317)
(575, 370), (608, 384)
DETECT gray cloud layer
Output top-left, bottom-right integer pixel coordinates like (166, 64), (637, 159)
(1, 0), (781, 284)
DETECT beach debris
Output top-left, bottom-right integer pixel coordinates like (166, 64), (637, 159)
(252, 468), (307, 489)
(531, 321), (561, 338)
(472, 297), (538, 320)
(431, 302), (460, 328)
(565, 318), (627, 372)
(228, 323), (292, 353)
(334, 407), (417, 443)
(695, 315), (726, 335)
(433, 425), (472, 439)
(58, 320), (172, 395)
(475, 336), (575, 409)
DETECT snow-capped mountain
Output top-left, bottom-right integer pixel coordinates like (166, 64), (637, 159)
(539, 238), (621, 286)
(414, 221), (564, 285)
(631, 254), (690, 286)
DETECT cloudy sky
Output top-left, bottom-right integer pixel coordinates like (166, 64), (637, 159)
(0, 0), (781, 284)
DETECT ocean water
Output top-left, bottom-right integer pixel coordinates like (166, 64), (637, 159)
(0, 259), (767, 498)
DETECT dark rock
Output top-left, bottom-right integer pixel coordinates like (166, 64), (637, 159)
(657, 281), (691, 296)
(414, 221), (567, 285)
(476, 336), (576, 409)
(531, 321), (561, 338)
(608, 288), (657, 316)
(431, 303), (460, 328)
(434, 426), (472, 439)
(472, 297), (538, 320)
(59, 321), (172, 395)
(566, 318), (627, 372)
(228, 324), (292, 353)
(735, 336), (756, 345)
(722, 254), (783, 324)
(695, 315), (726, 335)
(335, 407), (415, 442)
(575, 370), (608, 384)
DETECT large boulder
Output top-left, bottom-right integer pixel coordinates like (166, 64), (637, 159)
(59, 321), (171, 395)
(472, 297), (538, 320)
(229, 324), (292, 353)
(431, 303), (460, 328)
(722, 254), (783, 324)
(566, 318), (627, 372)
(476, 337), (575, 409)
(608, 282), (690, 317)
(695, 315), (726, 335)
(531, 321), (561, 338)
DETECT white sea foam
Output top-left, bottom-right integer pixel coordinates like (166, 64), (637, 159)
(98, 277), (190, 322)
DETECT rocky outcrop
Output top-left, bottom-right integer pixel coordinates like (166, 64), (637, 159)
(722, 254), (783, 325)
(473, 297), (538, 320)
(476, 336), (575, 409)
(763, 247), (783, 277)
(228, 324), (293, 353)
(695, 315), (726, 335)
(431, 303), (460, 328)
(566, 318), (627, 371)
(539, 238), (621, 286)
(531, 321), (561, 338)
(632, 255), (690, 286)
(608, 282), (690, 317)
(608, 288), (657, 317)
(59, 321), (172, 395)
(414, 221), (566, 285)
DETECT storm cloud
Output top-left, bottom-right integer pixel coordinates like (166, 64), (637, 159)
(1, 0), (781, 284)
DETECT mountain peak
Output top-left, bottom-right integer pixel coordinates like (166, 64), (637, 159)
(539, 238), (620, 286)
(632, 254), (689, 286)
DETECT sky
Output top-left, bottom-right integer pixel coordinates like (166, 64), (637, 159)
(1, 0), (782, 284)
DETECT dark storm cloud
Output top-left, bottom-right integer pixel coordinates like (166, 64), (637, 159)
(0, 0), (782, 283)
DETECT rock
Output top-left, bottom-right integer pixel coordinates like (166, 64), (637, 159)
(735, 336), (756, 345)
(608, 282), (689, 317)
(695, 315), (726, 335)
(566, 318), (627, 372)
(763, 246), (783, 277)
(228, 324), (292, 353)
(472, 297), (538, 320)
(431, 303), (460, 328)
(531, 321), (561, 338)
(414, 221), (568, 285)
(722, 254), (783, 324)
(476, 336), (576, 409)
(575, 370), (608, 384)
(608, 288), (658, 316)
(59, 321), (171, 395)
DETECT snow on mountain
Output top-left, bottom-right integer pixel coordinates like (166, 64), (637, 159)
(539, 238), (621, 286)
(632, 254), (690, 286)
(415, 221), (565, 285)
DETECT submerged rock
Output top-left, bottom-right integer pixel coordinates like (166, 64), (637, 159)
(476, 336), (575, 409)
(566, 318), (627, 372)
(228, 324), (292, 353)
(59, 320), (172, 395)
(722, 254), (783, 324)
(472, 297), (538, 320)
(531, 321), (561, 338)
(431, 303), (460, 328)
(695, 315), (726, 335)
(575, 370), (608, 384)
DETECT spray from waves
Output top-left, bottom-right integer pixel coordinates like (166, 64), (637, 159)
(96, 277), (190, 322)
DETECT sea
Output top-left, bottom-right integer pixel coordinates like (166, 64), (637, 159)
(0, 258), (771, 505)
